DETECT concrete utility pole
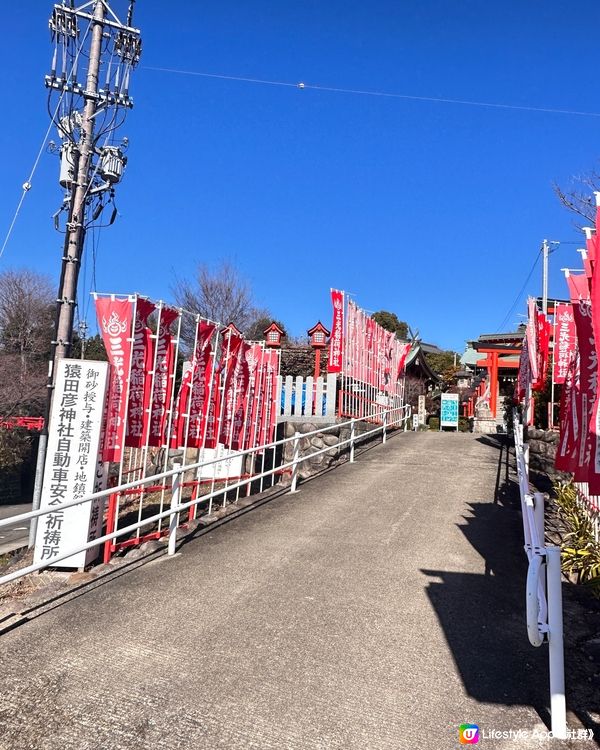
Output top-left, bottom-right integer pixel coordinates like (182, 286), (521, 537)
(542, 239), (549, 316)
(54, 0), (104, 362)
(30, 1), (142, 547)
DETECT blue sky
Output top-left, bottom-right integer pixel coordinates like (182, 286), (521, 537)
(1, 1), (599, 351)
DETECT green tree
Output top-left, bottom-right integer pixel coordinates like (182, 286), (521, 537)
(372, 310), (408, 340)
(425, 350), (459, 386)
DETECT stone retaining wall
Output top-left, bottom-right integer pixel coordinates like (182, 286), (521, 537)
(279, 419), (388, 482)
(527, 428), (566, 483)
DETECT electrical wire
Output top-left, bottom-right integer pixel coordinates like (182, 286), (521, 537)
(0, 18), (93, 264)
(496, 252), (541, 333)
(142, 65), (600, 119)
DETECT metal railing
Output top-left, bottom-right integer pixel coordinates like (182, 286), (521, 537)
(0, 403), (412, 589)
(513, 410), (566, 739)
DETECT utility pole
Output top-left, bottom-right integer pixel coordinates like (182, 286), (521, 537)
(542, 239), (550, 316)
(30, 1), (142, 547)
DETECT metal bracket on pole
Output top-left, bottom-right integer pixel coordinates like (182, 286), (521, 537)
(168, 462), (181, 556)
(290, 432), (301, 493)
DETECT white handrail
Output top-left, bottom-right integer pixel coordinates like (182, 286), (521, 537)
(0, 403), (412, 587)
(512, 409), (566, 740)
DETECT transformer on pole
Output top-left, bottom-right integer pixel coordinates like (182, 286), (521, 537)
(30, 0), (142, 547)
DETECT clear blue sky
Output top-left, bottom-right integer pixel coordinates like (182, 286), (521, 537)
(1, 1), (599, 351)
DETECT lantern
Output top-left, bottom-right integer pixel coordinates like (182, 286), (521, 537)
(263, 321), (284, 348)
(307, 321), (330, 379)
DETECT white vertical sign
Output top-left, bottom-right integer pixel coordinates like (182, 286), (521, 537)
(418, 394), (426, 425)
(34, 359), (109, 569)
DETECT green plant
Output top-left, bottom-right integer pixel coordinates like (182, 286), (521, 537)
(554, 481), (600, 596)
(428, 417), (440, 431)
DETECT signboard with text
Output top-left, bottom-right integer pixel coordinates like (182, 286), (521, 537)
(418, 395), (426, 425)
(440, 393), (459, 430)
(34, 359), (109, 569)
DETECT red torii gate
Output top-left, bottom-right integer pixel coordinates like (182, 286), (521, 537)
(472, 332), (524, 419)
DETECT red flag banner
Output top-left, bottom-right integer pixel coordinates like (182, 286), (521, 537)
(327, 290), (344, 373)
(187, 321), (217, 449)
(219, 334), (244, 447)
(553, 304), (576, 385)
(556, 349), (580, 473)
(96, 296), (134, 462)
(126, 298), (155, 448)
(396, 343), (411, 379)
(242, 344), (264, 450)
(567, 273), (596, 483)
(230, 341), (250, 451)
(148, 307), (179, 447)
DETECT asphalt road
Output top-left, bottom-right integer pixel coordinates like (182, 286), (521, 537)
(0, 503), (31, 556)
(0, 433), (579, 748)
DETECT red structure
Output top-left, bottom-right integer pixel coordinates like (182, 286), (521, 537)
(307, 321), (330, 379)
(220, 322), (242, 340)
(0, 416), (45, 431)
(471, 332), (523, 418)
(264, 321), (285, 348)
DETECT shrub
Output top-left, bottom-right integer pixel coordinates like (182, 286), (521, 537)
(554, 481), (600, 597)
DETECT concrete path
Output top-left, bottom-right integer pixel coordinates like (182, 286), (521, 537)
(0, 503), (31, 557)
(0, 434), (572, 748)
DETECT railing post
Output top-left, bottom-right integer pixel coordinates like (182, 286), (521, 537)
(547, 545), (567, 740)
(350, 418), (356, 462)
(404, 406), (409, 432)
(168, 462), (182, 556)
(382, 410), (387, 444)
(103, 492), (118, 564)
(290, 432), (301, 493)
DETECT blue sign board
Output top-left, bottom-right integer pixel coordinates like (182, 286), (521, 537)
(440, 393), (459, 429)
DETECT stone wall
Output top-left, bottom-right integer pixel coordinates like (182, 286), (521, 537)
(527, 428), (565, 483)
(278, 418), (388, 482)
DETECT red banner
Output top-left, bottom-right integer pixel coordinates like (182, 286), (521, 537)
(230, 341), (250, 451)
(126, 298), (155, 448)
(148, 307), (179, 447)
(552, 304), (575, 385)
(219, 334), (244, 447)
(555, 349), (579, 473)
(187, 321), (217, 449)
(242, 344), (264, 450)
(327, 290), (344, 373)
(96, 297), (134, 462)
(567, 274), (596, 483)
(396, 342), (411, 379)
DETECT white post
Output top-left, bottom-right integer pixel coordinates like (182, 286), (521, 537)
(168, 462), (181, 556)
(290, 432), (301, 493)
(350, 418), (356, 463)
(546, 545), (567, 740)
(382, 410), (387, 444)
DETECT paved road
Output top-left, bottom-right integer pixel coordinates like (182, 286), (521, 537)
(0, 434), (576, 748)
(0, 504), (31, 556)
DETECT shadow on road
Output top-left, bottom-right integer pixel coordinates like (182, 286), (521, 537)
(422, 435), (600, 741)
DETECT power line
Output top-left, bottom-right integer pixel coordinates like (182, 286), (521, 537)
(0, 19), (93, 264)
(496, 252), (541, 333)
(142, 65), (600, 119)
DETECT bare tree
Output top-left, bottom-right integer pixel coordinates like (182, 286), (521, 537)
(553, 169), (600, 228)
(0, 269), (54, 373)
(172, 261), (270, 347)
(0, 269), (54, 417)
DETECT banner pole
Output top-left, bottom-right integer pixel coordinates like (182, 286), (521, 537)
(550, 300), (557, 428)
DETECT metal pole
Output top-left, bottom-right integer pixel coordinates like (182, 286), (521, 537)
(546, 546), (567, 740)
(31, 0), (106, 546)
(168, 462), (182, 556)
(290, 432), (300, 493)
(382, 410), (387, 443)
(542, 239), (549, 316)
(350, 418), (356, 462)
